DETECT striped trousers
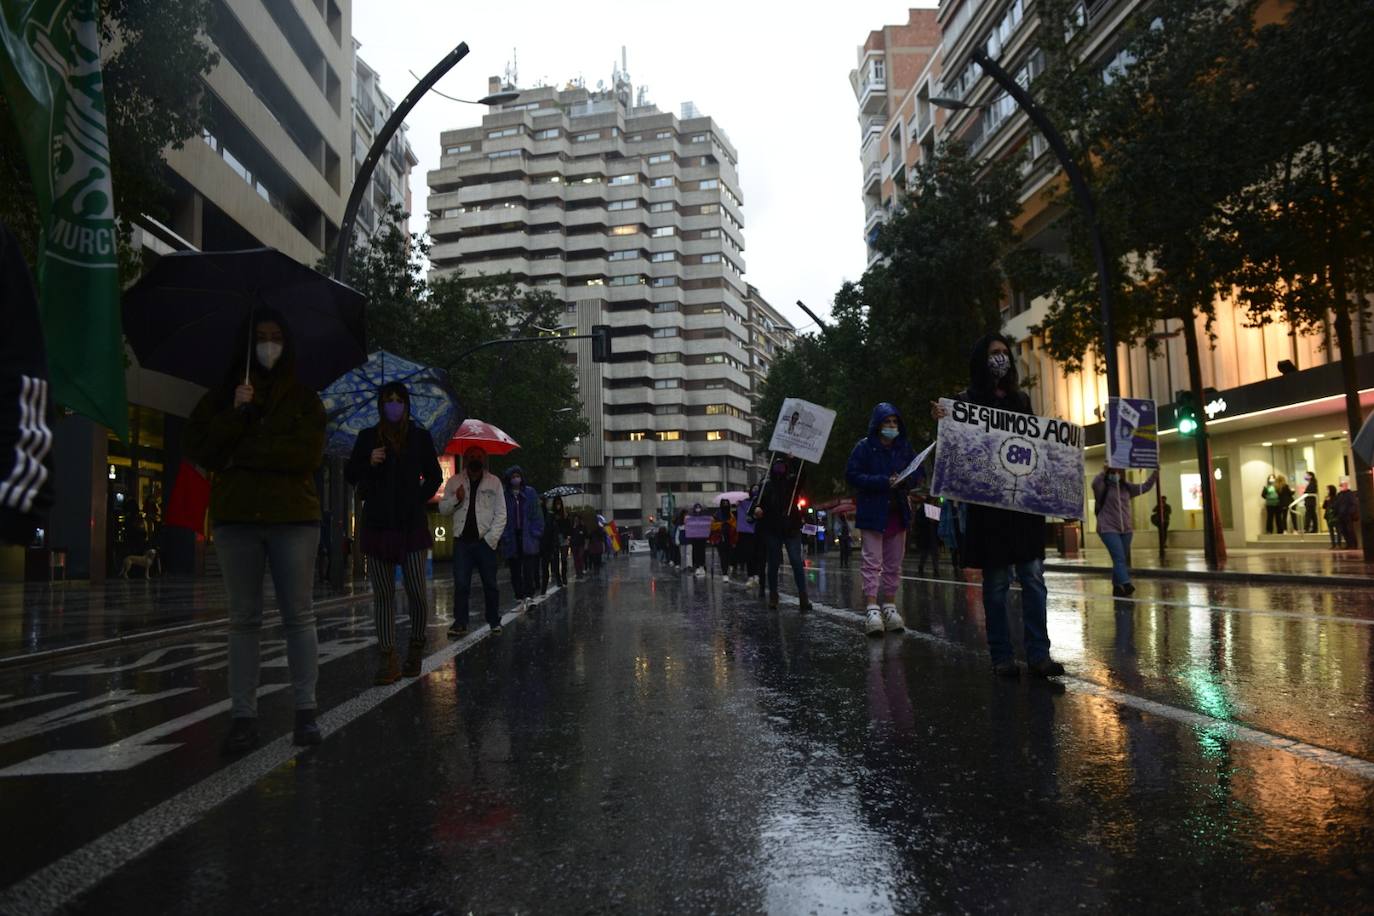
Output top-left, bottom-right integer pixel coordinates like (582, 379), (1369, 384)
(366, 550), (429, 651)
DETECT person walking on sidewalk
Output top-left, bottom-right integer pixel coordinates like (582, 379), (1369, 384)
(836, 513), (853, 569)
(500, 467), (543, 606)
(186, 309), (327, 754)
(753, 457), (812, 610)
(846, 402), (916, 637)
(1151, 496), (1172, 545)
(570, 514), (588, 577)
(687, 503), (709, 577)
(735, 487), (760, 586)
(711, 497), (736, 581)
(1262, 475), (1283, 534)
(1300, 471), (1320, 534)
(932, 332), (1066, 678)
(1323, 485), (1342, 548)
(537, 496), (561, 595)
(587, 511), (607, 574)
(553, 497), (572, 585)
(438, 447), (507, 637)
(1334, 481), (1359, 550)
(1091, 464), (1159, 597)
(345, 383), (442, 685)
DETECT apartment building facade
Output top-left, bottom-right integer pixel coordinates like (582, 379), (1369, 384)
(36, 0), (354, 581)
(352, 47), (419, 240)
(426, 74), (763, 532)
(853, 0), (1374, 548)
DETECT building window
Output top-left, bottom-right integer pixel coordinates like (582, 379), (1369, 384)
(655, 130), (672, 139)
(654, 379), (681, 389)
(651, 277), (677, 288)
(652, 327), (679, 338)
(487, 127), (520, 139)
(651, 177), (674, 188)
(613, 456), (635, 467)
(611, 225), (639, 236)
(651, 251), (676, 262)
(690, 133), (707, 143)
(609, 275), (644, 286)
(488, 149), (521, 159)
(652, 226), (675, 238)
(654, 403), (680, 414)
(657, 430), (681, 441)
(575, 132), (600, 142)
(609, 249), (639, 261)
(585, 278), (605, 286)
(706, 431), (723, 441)
(648, 153), (672, 164)
(699, 204), (720, 214)
(566, 456), (581, 469)
(610, 174), (637, 185)
(608, 200), (638, 211)
(698, 178), (719, 190)
(653, 353), (681, 363)
(535, 129), (559, 140)
(445, 144), (472, 154)
(565, 302), (579, 313)
(628, 432), (647, 442)
(701, 253), (721, 263)
(650, 202), (673, 213)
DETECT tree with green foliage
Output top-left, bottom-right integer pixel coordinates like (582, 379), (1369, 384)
(341, 207), (587, 490)
(1228, 0), (1374, 557)
(0, 0), (218, 276)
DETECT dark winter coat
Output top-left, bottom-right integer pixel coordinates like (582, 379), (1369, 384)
(845, 401), (918, 531)
(345, 425), (442, 532)
(954, 333), (1045, 570)
(755, 463), (806, 538)
(498, 466), (544, 557)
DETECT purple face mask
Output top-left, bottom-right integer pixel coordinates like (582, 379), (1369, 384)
(383, 401), (405, 423)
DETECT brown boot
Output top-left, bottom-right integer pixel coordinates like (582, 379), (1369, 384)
(403, 640), (425, 678)
(373, 649), (400, 686)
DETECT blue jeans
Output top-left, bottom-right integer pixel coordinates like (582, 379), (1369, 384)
(214, 523), (320, 718)
(982, 560), (1050, 665)
(1098, 531), (1133, 586)
(766, 534), (807, 597)
(453, 539), (501, 628)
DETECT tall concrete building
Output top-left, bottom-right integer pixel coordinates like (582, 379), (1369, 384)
(351, 46), (418, 239)
(743, 285), (797, 446)
(426, 68), (765, 531)
(35, 0), (354, 581)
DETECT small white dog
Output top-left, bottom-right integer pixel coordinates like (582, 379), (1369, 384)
(120, 548), (160, 579)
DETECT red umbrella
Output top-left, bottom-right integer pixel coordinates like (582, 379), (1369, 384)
(445, 419), (520, 456)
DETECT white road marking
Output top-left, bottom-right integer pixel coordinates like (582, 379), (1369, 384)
(0, 689), (195, 746)
(0, 685), (288, 777)
(0, 692), (75, 712)
(0, 597), (543, 913)
(52, 644), (226, 677)
(782, 593), (1374, 782)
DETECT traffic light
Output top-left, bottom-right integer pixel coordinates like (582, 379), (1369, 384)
(797, 496), (808, 511)
(1175, 390), (1199, 437)
(591, 324), (612, 362)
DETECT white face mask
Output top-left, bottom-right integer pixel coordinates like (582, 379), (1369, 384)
(256, 341), (283, 370)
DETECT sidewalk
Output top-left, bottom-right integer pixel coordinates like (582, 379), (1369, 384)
(1045, 546), (1374, 586)
(0, 576), (370, 667)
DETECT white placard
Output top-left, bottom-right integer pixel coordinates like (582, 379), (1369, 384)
(768, 398), (837, 464)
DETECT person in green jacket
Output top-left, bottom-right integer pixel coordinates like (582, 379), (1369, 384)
(186, 308), (327, 756)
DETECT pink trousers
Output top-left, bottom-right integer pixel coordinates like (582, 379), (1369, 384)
(861, 529), (906, 600)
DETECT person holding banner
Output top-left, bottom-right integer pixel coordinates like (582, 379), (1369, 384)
(687, 503), (709, 576)
(1091, 464), (1159, 596)
(845, 402), (916, 637)
(932, 333), (1065, 678)
(752, 457), (812, 610)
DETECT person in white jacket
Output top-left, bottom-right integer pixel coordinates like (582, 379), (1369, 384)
(438, 446), (508, 636)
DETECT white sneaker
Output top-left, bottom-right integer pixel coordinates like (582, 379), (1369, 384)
(695, 567), (706, 578)
(721, 574), (731, 583)
(865, 605), (883, 637)
(881, 604), (905, 632)
(546, 584), (558, 596)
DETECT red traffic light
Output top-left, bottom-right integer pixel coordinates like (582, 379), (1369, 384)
(797, 497), (808, 509)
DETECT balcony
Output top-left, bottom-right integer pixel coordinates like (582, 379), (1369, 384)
(858, 77), (887, 116)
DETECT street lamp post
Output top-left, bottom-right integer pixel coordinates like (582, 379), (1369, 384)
(931, 47), (1119, 402)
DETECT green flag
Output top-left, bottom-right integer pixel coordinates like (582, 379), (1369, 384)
(0, 0), (127, 439)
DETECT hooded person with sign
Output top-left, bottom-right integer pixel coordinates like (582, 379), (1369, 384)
(932, 332), (1066, 678)
(846, 402), (916, 636)
(752, 457), (811, 610)
(345, 382), (442, 685)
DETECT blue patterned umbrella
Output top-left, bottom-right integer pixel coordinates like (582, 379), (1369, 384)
(320, 351), (463, 457)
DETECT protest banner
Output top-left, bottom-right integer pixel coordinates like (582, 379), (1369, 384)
(930, 398), (1084, 519)
(684, 515), (712, 539)
(768, 398), (836, 464)
(801, 523), (818, 537)
(893, 441), (937, 486)
(924, 502), (941, 522)
(1107, 397), (1158, 469)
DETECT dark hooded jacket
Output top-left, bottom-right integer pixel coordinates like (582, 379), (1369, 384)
(498, 466), (543, 557)
(845, 402), (918, 531)
(755, 459), (806, 537)
(344, 386), (442, 533)
(952, 332), (1044, 569)
(185, 309), (326, 525)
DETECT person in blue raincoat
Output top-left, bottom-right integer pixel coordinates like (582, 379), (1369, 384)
(845, 402), (917, 637)
(499, 466), (544, 607)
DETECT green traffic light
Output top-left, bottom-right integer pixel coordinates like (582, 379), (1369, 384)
(1178, 415), (1198, 436)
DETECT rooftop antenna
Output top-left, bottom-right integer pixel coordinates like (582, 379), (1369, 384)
(504, 48), (518, 89)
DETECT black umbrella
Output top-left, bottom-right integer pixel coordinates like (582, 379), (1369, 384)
(543, 484), (584, 499)
(122, 247), (367, 390)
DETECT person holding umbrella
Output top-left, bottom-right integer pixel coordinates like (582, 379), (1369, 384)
(500, 467), (543, 607)
(438, 446), (507, 636)
(345, 382), (442, 685)
(185, 308), (327, 754)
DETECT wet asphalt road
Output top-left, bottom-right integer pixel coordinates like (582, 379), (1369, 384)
(0, 556), (1371, 914)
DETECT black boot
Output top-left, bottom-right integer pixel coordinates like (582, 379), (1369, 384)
(221, 717), (259, 757)
(293, 708), (323, 747)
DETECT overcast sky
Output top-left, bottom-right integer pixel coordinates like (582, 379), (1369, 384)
(351, 1), (934, 331)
